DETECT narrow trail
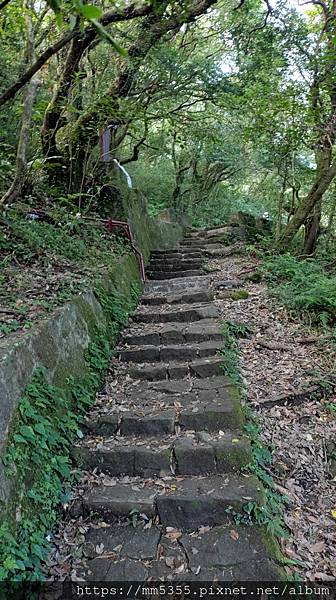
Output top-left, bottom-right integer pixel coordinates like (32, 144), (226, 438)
(47, 232), (283, 583)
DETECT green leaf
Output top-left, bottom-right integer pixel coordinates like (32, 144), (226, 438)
(80, 4), (102, 19)
(19, 425), (36, 442)
(13, 434), (27, 444)
(31, 544), (46, 561)
(3, 556), (17, 571)
(46, 0), (63, 27)
(90, 20), (128, 56)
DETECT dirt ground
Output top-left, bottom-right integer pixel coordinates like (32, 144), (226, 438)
(209, 251), (336, 582)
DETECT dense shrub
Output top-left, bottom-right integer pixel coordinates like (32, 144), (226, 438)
(262, 254), (336, 326)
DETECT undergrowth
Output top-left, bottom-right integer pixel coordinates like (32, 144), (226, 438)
(250, 251), (336, 327)
(219, 321), (289, 543)
(0, 284), (140, 582)
(218, 321), (251, 385)
(242, 406), (289, 541)
(0, 206), (130, 337)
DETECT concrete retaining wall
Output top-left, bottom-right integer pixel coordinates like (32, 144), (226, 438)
(0, 198), (184, 506)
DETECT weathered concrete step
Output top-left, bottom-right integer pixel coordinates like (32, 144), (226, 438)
(204, 244), (244, 258)
(72, 431), (251, 477)
(179, 240), (215, 248)
(128, 356), (224, 381)
(82, 474), (264, 529)
(148, 259), (203, 271)
(144, 275), (210, 294)
(151, 251), (203, 260)
(85, 377), (243, 437)
(122, 320), (222, 346)
(82, 522), (282, 582)
(141, 289), (213, 305)
(147, 269), (205, 280)
(151, 248), (203, 257)
(86, 401), (243, 438)
(118, 341), (222, 363)
(133, 303), (219, 324)
(180, 237), (208, 244)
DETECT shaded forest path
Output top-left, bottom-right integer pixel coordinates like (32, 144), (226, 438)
(53, 231), (285, 584)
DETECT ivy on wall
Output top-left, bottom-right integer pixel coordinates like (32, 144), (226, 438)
(0, 282), (140, 581)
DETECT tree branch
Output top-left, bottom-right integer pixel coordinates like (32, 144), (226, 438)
(120, 136), (147, 164)
(0, 0), (12, 10)
(0, 2), (153, 107)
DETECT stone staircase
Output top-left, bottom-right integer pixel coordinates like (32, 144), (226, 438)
(72, 233), (283, 582)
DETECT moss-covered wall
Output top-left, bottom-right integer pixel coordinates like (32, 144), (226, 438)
(0, 203), (184, 516)
(124, 188), (184, 258)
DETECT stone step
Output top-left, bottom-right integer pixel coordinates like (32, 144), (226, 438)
(72, 431), (251, 477)
(127, 356), (224, 381)
(148, 260), (203, 272)
(151, 251), (203, 260)
(150, 255), (203, 263)
(179, 239), (211, 248)
(141, 289), (213, 305)
(204, 244), (243, 258)
(147, 269), (205, 280)
(82, 522), (281, 582)
(144, 275), (210, 295)
(85, 376), (243, 437)
(133, 303), (219, 324)
(118, 341), (222, 363)
(152, 248), (203, 257)
(179, 240), (224, 249)
(82, 474), (264, 529)
(122, 320), (222, 346)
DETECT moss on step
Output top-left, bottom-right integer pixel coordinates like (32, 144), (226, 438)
(230, 289), (249, 300)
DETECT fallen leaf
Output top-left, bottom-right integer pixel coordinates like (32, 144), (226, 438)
(95, 543), (104, 555)
(165, 556), (176, 569)
(230, 529), (240, 541)
(310, 541), (325, 553)
(199, 525), (211, 534)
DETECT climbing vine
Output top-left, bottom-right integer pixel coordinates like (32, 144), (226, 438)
(0, 283), (140, 582)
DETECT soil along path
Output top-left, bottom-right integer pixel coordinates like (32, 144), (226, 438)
(47, 231), (286, 585)
(207, 251), (336, 582)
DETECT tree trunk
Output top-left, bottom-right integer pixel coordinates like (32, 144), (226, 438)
(1, 1), (38, 206)
(277, 152), (336, 250)
(56, 0), (218, 193)
(326, 190), (336, 248)
(303, 199), (322, 255)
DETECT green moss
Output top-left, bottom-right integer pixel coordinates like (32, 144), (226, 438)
(0, 280), (141, 582)
(230, 290), (249, 300)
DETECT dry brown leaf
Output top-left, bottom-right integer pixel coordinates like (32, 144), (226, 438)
(230, 529), (240, 541)
(310, 541), (326, 553)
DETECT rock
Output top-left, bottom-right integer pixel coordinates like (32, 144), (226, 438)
(174, 437), (215, 475)
(156, 475), (263, 529)
(189, 357), (223, 378)
(135, 446), (172, 477)
(120, 412), (175, 436)
(86, 557), (148, 581)
(85, 414), (119, 436)
(214, 279), (244, 290)
(83, 483), (157, 518)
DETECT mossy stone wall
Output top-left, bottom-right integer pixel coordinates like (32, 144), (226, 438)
(0, 202), (184, 510)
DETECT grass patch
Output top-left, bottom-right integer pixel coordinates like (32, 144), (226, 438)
(0, 206), (130, 338)
(257, 253), (336, 327)
(218, 321), (251, 385)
